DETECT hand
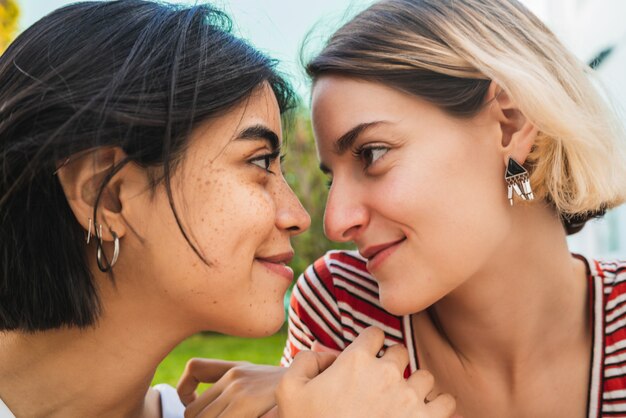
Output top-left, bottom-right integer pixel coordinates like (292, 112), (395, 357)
(276, 327), (457, 418)
(311, 340), (341, 356)
(177, 358), (287, 417)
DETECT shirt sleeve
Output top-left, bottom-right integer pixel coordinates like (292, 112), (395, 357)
(281, 254), (345, 366)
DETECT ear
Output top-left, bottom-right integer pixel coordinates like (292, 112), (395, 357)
(56, 147), (131, 242)
(486, 82), (538, 166)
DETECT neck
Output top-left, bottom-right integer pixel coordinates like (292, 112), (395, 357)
(416, 204), (590, 374)
(0, 269), (197, 418)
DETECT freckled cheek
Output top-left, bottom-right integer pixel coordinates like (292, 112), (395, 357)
(181, 171), (278, 265)
(242, 188), (276, 236)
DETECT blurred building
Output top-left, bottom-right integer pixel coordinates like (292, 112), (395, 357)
(533, 0), (626, 257)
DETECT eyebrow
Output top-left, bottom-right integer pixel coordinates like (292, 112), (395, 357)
(319, 120), (387, 174)
(235, 124), (280, 152)
(334, 121), (386, 154)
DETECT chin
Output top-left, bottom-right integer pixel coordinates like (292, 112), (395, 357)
(379, 290), (435, 316)
(230, 308), (286, 338)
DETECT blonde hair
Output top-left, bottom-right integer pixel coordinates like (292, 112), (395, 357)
(307, 0), (626, 230)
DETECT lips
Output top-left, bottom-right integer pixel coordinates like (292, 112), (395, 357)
(256, 251), (295, 281)
(359, 237), (406, 271)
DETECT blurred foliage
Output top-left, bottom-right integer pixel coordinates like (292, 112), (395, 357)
(152, 331), (287, 387)
(0, 0), (19, 54)
(283, 108), (352, 278)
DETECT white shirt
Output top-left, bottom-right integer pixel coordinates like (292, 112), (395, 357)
(154, 384), (185, 418)
(0, 397), (15, 418)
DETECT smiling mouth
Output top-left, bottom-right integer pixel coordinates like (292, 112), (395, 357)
(359, 237), (406, 271)
(255, 251), (295, 281)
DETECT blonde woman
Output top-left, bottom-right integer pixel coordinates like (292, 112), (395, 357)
(181, 0), (626, 417)
(0, 1), (454, 417)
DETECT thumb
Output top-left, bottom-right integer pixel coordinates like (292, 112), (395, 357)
(260, 406), (279, 418)
(284, 351), (336, 384)
(311, 340), (341, 356)
(277, 352), (337, 413)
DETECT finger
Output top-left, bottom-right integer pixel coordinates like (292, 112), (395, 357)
(425, 393), (457, 418)
(311, 340), (341, 356)
(379, 344), (409, 374)
(204, 400), (275, 418)
(184, 382), (229, 417)
(259, 405), (279, 418)
(190, 390), (262, 418)
(343, 326), (385, 357)
(283, 351), (335, 384)
(407, 369), (435, 400)
(316, 352), (337, 372)
(178, 359), (239, 406)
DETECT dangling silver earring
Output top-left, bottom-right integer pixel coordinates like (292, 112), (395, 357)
(96, 226), (120, 272)
(505, 157), (534, 206)
(86, 218), (93, 244)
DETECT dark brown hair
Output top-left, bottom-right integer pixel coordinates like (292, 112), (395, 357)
(0, 0), (296, 331)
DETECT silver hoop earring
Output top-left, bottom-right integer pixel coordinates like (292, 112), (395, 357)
(96, 228), (120, 272)
(505, 157), (534, 206)
(86, 218), (93, 244)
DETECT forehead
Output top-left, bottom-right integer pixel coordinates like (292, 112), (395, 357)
(311, 76), (418, 144)
(190, 82), (283, 155)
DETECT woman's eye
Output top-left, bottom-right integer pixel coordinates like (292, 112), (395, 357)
(358, 146), (389, 168)
(250, 151), (280, 174)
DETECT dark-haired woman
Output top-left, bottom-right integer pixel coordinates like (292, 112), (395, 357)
(0, 1), (455, 417)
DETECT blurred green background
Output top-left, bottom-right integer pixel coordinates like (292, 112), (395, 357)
(152, 331), (288, 386)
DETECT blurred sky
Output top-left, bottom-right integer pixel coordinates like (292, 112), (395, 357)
(16, 0), (550, 98)
(13, 0), (626, 100)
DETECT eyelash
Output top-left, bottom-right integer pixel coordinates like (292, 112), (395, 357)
(352, 144), (390, 169)
(324, 145), (390, 189)
(249, 151), (286, 175)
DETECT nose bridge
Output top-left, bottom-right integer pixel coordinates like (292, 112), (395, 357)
(274, 175), (311, 234)
(324, 176), (367, 242)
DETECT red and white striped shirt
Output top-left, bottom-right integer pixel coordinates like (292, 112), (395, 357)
(281, 250), (626, 417)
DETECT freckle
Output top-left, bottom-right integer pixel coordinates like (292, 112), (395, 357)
(249, 304), (252, 307)
(213, 301), (217, 304)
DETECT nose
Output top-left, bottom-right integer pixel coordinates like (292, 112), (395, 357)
(324, 180), (368, 243)
(275, 177), (311, 236)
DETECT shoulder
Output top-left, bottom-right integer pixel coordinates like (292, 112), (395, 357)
(588, 258), (626, 330)
(590, 258), (626, 297)
(294, 250), (401, 328)
(300, 249), (376, 290)
(294, 250), (382, 307)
